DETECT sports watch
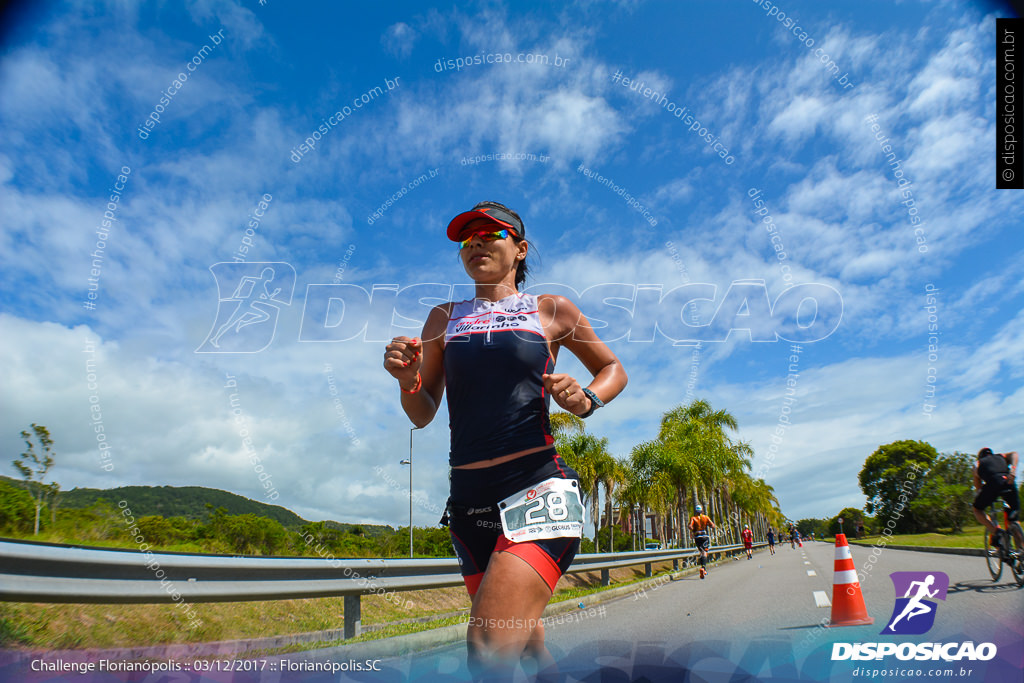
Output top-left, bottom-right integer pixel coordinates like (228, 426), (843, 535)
(579, 387), (604, 418)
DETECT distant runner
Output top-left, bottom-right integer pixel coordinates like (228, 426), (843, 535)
(689, 504), (716, 579)
(741, 524), (754, 560)
(767, 527), (776, 556)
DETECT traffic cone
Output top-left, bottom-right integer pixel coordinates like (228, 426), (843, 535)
(826, 533), (873, 627)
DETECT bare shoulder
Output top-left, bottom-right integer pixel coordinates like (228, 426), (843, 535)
(536, 293), (579, 311)
(422, 303), (454, 344)
(535, 294), (584, 342)
(537, 293), (582, 324)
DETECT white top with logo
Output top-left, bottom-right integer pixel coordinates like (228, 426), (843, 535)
(445, 292), (545, 345)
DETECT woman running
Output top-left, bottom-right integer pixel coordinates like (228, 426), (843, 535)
(384, 201), (627, 680)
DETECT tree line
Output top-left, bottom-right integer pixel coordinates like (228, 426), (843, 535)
(22, 416), (1006, 557)
(2, 425), (448, 557)
(0, 478), (453, 558)
(795, 440), (1024, 540)
(7, 401), (793, 557)
(554, 399), (786, 553)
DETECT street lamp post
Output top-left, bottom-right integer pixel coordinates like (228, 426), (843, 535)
(401, 427), (422, 558)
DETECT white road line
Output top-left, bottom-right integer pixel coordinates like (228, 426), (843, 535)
(807, 570), (817, 576)
(813, 590), (831, 608)
(804, 561), (811, 565)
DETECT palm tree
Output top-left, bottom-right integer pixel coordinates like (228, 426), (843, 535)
(658, 399), (740, 546)
(601, 457), (628, 551)
(549, 411), (585, 439)
(617, 457), (646, 550)
(591, 445), (618, 551)
(715, 440), (753, 542)
(627, 440), (680, 548)
(558, 432), (613, 551)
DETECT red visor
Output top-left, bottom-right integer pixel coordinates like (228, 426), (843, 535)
(446, 206), (524, 241)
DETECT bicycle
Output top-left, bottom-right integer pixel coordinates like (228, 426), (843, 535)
(983, 501), (1024, 587)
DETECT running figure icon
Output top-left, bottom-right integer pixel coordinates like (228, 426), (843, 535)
(209, 267), (282, 347)
(196, 262), (296, 353)
(887, 575), (938, 631)
(881, 570), (948, 635)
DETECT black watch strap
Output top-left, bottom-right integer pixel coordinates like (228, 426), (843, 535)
(579, 387), (604, 418)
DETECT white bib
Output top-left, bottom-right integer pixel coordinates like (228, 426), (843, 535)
(498, 477), (584, 543)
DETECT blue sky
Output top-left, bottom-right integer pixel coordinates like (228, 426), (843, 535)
(1, 0), (1022, 529)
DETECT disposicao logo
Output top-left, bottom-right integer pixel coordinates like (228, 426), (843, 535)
(881, 571), (948, 635)
(196, 263), (296, 353)
(831, 570), (997, 662)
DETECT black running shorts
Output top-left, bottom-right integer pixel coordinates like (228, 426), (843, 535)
(444, 447), (581, 595)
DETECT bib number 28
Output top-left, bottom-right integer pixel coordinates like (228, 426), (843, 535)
(524, 491), (570, 523)
(499, 477), (584, 543)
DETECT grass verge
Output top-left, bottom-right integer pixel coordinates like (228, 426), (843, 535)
(837, 523), (988, 549)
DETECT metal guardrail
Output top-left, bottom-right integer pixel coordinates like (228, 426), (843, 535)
(0, 538), (761, 638)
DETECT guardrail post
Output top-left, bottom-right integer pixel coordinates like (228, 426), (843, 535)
(672, 558), (679, 571)
(644, 562), (652, 578)
(600, 568), (610, 586)
(344, 594), (361, 639)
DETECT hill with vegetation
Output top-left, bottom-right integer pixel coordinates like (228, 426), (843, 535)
(57, 483), (306, 527)
(0, 475), (418, 556)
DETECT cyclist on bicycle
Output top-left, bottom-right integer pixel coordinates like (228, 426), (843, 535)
(972, 448), (1019, 549)
(689, 504), (716, 579)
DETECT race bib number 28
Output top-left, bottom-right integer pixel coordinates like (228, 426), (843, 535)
(499, 477), (584, 543)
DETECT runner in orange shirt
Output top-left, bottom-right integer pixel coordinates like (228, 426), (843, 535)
(689, 504), (717, 579)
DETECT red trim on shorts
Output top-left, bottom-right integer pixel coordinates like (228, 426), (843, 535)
(463, 572), (485, 596)
(494, 535), (562, 592)
(554, 540), (575, 566)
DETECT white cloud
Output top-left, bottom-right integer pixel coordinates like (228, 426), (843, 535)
(768, 95), (828, 142)
(382, 22), (418, 59)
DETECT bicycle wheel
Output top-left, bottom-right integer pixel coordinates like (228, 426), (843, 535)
(984, 521), (1002, 581)
(1009, 522), (1024, 587)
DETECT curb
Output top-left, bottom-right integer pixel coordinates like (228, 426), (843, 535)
(848, 542), (984, 557)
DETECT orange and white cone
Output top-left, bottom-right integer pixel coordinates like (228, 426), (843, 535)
(826, 533), (873, 627)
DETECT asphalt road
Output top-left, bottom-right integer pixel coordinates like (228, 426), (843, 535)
(351, 540), (1024, 682)
(11, 542), (1017, 682)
